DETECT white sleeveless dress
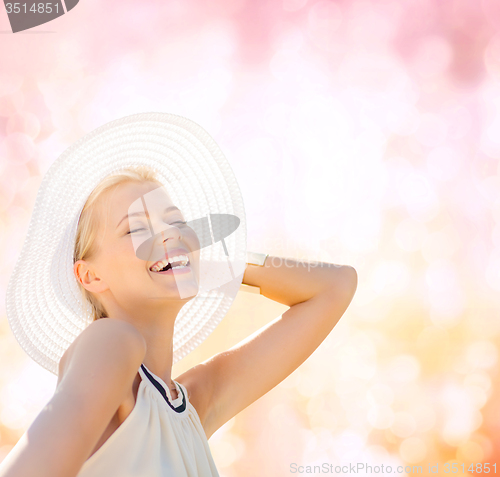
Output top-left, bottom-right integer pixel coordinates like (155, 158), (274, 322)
(76, 363), (220, 477)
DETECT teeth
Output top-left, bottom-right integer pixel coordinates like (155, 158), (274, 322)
(151, 254), (189, 272)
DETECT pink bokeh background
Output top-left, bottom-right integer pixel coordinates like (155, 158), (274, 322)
(1, 0), (500, 475)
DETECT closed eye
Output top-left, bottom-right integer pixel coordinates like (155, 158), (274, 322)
(127, 221), (187, 234)
(127, 228), (147, 234)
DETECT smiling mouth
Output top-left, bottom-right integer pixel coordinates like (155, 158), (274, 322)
(149, 254), (190, 273)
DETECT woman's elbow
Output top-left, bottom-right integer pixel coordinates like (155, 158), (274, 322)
(326, 265), (358, 301)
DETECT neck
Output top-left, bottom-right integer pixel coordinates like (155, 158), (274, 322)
(102, 296), (189, 387)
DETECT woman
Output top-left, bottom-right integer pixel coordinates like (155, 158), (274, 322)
(0, 113), (357, 477)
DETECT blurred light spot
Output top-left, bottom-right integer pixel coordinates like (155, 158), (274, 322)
(0, 73), (23, 97)
(308, 1), (342, 52)
(491, 223), (500, 248)
(464, 308), (500, 340)
(491, 199), (500, 223)
(416, 326), (450, 356)
(411, 404), (436, 433)
(17, 176), (42, 212)
(477, 175), (500, 204)
(441, 383), (481, 446)
(367, 383), (394, 407)
(38, 74), (85, 113)
(271, 24), (304, 52)
(484, 33), (500, 82)
(0, 203), (13, 228)
(0, 133), (35, 164)
(51, 110), (75, 137)
(386, 355), (420, 384)
(464, 371), (491, 393)
(199, 20), (237, 59)
(339, 53), (401, 92)
(422, 228), (461, 263)
(465, 384), (488, 409)
(391, 411), (417, 438)
(338, 334), (377, 380)
(332, 430), (366, 460)
(426, 146), (461, 181)
(301, 429), (318, 458)
(415, 113), (448, 147)
(235, 137), (281, 198)
(291, 97), (354, 154)
(399, 436), (427, 463)
(0, 90), (24, 117)
(310, 409), (337, 431)
(387, 72), (420, 105)
(339, 212), (381, 254)
(397, 172), (440, 221)
(365, 444), (391, 461)
(446, 106), (472, 140)
(270, 50), (303, 82)
(335, 377), (365, 398)
(385, 102), (420, 136)
(0, 162), (30, 207)
(413, 36), (453, 79)
(394, 218), (427, 252)
(350, 4), (398, 46)
(283, 0), (308, 12)
(480, 95), (500, 159)
(465, 341), (498, 370)
(310, 428), (336, 460)
(354, 292), (393, 321)
(425, 260), (458, 291)
(429, 292), (465, 328)
(6, 112), (41, 140)
(367, 405), (394, 429)
(211, 434), (245, 468)
(269, 403), (292, 428)
(485, 247), (500, 290)
(456, 440), (484, 462)
(296, 369), (325, 398)
(369, 260), (410, 296)
(264, 103), (293, 137)
(0, 403), (27, 430)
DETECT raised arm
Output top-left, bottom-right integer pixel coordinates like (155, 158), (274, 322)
(0, 318), (146, 477)
(179, 255), (357, 438)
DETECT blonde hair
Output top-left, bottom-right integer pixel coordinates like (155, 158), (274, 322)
(73, 166), (162, 321)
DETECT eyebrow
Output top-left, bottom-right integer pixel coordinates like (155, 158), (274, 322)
(116, 206), (182, 229)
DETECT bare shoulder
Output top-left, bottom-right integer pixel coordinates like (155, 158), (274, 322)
(58, 318), (146, 385)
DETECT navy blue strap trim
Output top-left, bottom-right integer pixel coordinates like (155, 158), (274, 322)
(140, 364), (186, 413)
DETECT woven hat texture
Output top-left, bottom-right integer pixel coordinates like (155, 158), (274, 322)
(5, 112), (247, 375)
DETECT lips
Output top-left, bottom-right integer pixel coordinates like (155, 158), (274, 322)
(149, 247), (190, 271)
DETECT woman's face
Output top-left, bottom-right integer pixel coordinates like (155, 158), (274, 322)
(79, 180), (201, 310)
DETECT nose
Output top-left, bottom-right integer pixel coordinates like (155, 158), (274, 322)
(158, 223), (182, 246)
(135, 222), (184, 262)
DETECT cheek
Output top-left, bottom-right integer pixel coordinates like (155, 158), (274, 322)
(101, 242), (141, 274)
(184, 228), (201, 251)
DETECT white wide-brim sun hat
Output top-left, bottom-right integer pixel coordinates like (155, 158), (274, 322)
(5, 112), (247, 376)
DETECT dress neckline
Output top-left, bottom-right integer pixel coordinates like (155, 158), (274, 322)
(139, 364), (187, 413)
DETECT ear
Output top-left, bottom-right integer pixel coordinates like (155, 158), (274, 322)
(74, 260), (109, 294)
